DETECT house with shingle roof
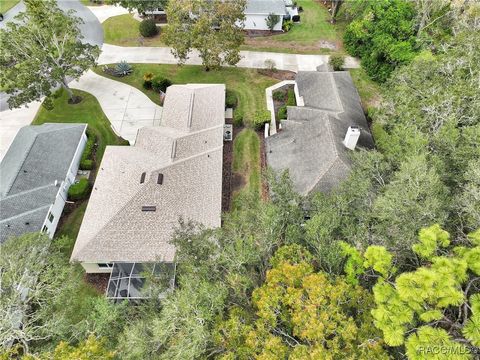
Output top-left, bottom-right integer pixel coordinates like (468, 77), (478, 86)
(0, 123), (87, 244)
(70, 84), (225, 296)
(266, 70), (374, 195)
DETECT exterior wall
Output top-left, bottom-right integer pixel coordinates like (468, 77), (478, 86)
(40, 125), (87, 239)
(243, 14), (283, 31)
(81, 262), (114, 274)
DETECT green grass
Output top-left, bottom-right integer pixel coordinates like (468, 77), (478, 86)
(244, 0), (343, 53)
(103, 14), (166, 47)
(32, 88), (128, 161)
(0, 0), (19, 13)
(232, 128), (262, 208)
(94, 64), (277, 126)
(349, 68), (382, 110)
(55, 202), (88, 244)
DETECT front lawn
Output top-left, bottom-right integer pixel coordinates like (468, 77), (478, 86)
(32, 88), (128, 161)
(103, 14), (166, 47)
(93, 64), (277, 126)
(232, 128), (262, 208)
(0, 0), (19, 13)
(243, 0), (343, 54)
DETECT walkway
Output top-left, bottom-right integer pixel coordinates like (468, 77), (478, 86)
(99, 44), (360, 71)
(70, 70), (162, 144)
(87, 4), (129, 23)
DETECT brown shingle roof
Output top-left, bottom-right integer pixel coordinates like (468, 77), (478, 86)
(70, 84), (225, 263)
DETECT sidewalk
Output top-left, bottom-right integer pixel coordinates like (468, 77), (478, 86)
(99, 44), (360, 71)
(70, 70), (162, 144)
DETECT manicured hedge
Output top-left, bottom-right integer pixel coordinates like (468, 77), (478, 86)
(68, 178), (91, 201)
(80, 133), (96, 170)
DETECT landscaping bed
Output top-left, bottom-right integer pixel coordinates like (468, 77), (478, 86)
(272, 85), (296, 129)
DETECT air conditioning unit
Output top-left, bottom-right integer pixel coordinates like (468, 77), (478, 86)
(343, 126), (360, 150)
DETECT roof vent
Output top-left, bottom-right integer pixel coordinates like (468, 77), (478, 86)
(142, 206), (157, 212)
(25, 222), (30, 225)
(140, 172), (146, 184)
(157, 173), (164, 185)
(343, 126), (360, 150)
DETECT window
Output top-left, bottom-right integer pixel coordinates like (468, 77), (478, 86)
(98, 263), (113, 269)
(41, 225), (48, 233)
(48, 212), (54, 223)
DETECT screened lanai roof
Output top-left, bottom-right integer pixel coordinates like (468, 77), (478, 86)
(106, 262), (176, 302)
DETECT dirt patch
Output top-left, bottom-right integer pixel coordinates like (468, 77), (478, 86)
(257, 69), (296, 81)
(231, 173), (246, 193)
(84, 273), (109, 294)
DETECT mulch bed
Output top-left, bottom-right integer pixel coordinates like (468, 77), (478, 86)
(257, 129), (270, 202)
(84, 273), (110, 294)
(222, 118), (240, 213)
(257, 69), (296, 81)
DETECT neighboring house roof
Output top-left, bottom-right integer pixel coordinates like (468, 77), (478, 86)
(266, 71), (374, 195)
(245, 0), (287, 15)
(0, 123), (87, 244)
(70, 84), (225, 264)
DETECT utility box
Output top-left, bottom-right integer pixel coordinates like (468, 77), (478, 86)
(343, 126), (361, 150)
(224, 124), (233, 142)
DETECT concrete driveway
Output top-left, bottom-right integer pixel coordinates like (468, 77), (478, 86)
(70, 70), (162, 144)
(0, 102), (41, 160)
(98, 44), (360, 71)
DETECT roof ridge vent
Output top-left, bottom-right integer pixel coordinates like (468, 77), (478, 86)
(187, 92), (195, 128)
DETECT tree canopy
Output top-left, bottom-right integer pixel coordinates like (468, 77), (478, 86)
(0, 0), (100, 107)
(164, 0), (246, 70)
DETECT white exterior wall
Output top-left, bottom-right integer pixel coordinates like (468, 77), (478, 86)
(81, 262), (114, 274)
(40, 126), (87, 239)
(243, 14), (283, 31)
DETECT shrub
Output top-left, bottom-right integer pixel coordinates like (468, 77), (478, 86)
(80, 134), (96, 170)
(282, 20), (293, 32)
(80, 159), (93, 170)
(139, 19), (158, 37)
(264, 59), (276, 71)
(152, 76), (172, 93)
(253, 109), (271, 130)
(277, 105), (287, 120)
(42, 97), (54, 110)
(292, 15), (300, 23)
(329, 55), (345, 71)
(266, 13), (280, 31)
(143, 72), (154, 89)
(272, 91), (284, 102)
(114, 61), (132, 77)
(286, 89), (296, 106)
(68, 178), (91, 201)
(225, 90), (238, 109)
(234, 112), (243, 127)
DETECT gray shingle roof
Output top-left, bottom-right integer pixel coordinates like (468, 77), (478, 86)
(70, 84), (225, 264)
(0, 124), (87, 243)
(245, 0), (287, 15)
(266, 71), (374, 195)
